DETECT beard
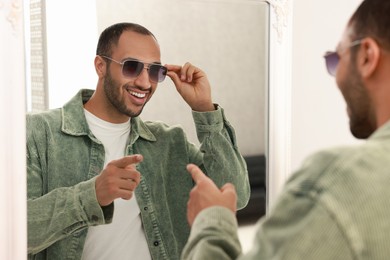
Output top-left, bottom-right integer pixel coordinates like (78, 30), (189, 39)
(340, 61), (376, 139)
(103, 69), (146, 118)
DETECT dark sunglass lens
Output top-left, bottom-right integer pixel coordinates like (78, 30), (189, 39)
(149, 65), (167, 83)
(122, 60), (144, 78)
(325, 52), (339, 76)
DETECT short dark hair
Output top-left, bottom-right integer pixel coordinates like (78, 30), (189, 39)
(349, 0), (390, 49)
(96, 22), (156, 56)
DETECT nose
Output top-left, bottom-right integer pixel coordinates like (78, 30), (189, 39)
(134, 67), (152, 89)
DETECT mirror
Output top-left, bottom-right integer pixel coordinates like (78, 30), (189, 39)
(97, 2), (270, 222)
(95, 0), (268, 160)
(26, 0), (292, 221)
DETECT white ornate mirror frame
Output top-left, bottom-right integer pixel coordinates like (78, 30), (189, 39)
(266, 0), (292, 209)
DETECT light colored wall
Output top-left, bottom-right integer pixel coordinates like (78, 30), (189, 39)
(291, 0), (363, 173)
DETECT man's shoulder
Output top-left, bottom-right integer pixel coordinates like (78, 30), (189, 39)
(286, 140), (389, 196)
(141, 119), (186, 135)
(286, 145), (363, 194)
(26, 108), (62, 132)
(27, 108), (61, 121)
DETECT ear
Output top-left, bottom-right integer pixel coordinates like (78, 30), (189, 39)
(94, 55), (106, 78)
(358, 38), (381, 79)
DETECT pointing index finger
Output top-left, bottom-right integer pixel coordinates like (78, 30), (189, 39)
(187, 164), (207, 184)
(113, 154), (143, 168)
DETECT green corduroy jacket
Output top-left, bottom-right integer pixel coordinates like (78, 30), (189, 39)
(27, 89), (250, 260)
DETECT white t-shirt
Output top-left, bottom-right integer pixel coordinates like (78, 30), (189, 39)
(81, 109), (151, 260)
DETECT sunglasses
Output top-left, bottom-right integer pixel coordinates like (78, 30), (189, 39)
(323, 39), (362, 76)
(100, 55), (168, 83)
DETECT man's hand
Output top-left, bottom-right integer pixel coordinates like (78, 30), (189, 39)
(186, 164), (237, 226)
(95, 155), (143, 206)
(166, 63), (215, 112)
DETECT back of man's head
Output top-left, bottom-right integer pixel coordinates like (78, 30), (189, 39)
(350, 0), (390, 49)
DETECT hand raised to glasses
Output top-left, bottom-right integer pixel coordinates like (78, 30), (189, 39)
(95, 155), (143, 206)
(166, 63), (215, 112)
(186, 164), (237, 226)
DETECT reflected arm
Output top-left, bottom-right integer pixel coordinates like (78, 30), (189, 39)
(188, 105), (250, 209)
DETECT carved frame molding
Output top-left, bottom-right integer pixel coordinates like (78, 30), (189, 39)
(265, 0), (292, 210)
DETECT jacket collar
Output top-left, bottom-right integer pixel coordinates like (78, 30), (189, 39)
(61, 89), (156, 142)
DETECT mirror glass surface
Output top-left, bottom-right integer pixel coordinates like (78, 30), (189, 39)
(26, 0), (269, 222)
(95, 0), (269, 157)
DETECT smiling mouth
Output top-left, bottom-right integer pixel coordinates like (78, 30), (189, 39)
(128, 90), (146, 98)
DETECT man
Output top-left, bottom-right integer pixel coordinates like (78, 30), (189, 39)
(182, 0), (390, 259)
(27, 22), (250, 260)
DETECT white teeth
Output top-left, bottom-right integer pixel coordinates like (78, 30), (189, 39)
(129, 90), (146, 98)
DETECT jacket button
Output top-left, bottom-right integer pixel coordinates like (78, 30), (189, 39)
(144, 207), (148, 211)
(91, 215), (99, 222)
(154, 241), (159, 246)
